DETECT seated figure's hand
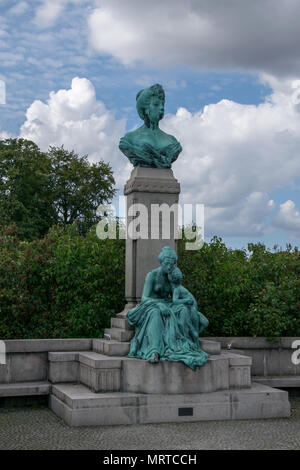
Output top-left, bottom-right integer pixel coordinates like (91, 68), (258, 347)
(180, 298), (193, 306)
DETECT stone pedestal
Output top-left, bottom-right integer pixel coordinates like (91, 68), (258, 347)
(122, 352), (252, 394)
(50, 382), (290, 427)
(122, 167), (180, 310)
(49, 344), (291, 426)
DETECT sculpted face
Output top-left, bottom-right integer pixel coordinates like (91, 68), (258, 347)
(161, 257), (175, 274)
(146, 95), (164, 125)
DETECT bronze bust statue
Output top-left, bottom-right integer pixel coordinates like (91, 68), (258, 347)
(119, 84), (182, 168)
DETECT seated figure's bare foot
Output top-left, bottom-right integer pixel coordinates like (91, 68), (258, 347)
(149, 352), (159, 364)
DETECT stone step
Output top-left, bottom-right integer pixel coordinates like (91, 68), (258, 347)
(110, 316), (133, 330)
(4, 338), (92, 353)
(78, 351), (122, 369)
(78, 351), (123, 393)
(104, 327), (134, 342)
(0, 381), (50, 397)
(48, 351), (79, 362)
(50, 382), (290, 427)
(93, 339), (130, 356)
(48, 351), (80, 384)
(50, 383), (140, 426)
(52, 383), (139, 410)
(221, 351), (252, 365)
(48, 350), (125, 391)
(252, 375), (300, 388)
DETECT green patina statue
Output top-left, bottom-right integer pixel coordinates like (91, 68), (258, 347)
(119, 84), (182, 168)
(127, 246), (209, 370)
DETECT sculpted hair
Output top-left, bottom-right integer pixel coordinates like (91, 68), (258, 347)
(136, 83), (165, 124)
(158, 246), (178, 265)
(170, 267), (183, 283)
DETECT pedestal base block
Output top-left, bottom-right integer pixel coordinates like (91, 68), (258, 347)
(50, 382), (290, 427)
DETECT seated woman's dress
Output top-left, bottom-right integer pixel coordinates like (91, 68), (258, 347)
(127, 269), (209, 370)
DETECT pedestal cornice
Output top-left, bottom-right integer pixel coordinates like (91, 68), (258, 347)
(124, 167), (180, 195)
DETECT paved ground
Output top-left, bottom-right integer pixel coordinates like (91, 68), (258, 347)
(0, 397), (299, 450)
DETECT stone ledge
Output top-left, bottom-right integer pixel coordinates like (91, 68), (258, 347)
(50, 394), (138, 427)
(104, 328), (134, 342)
(222, 351), (252, 366)
(93, 339), (130, 356)
(4, 339), (92, 353)
(124, 168), (180, 195)
(52, 384), (138, 409)
(124, 180), (181, 194)
(111, 316), (133, 330)
(78, 352), (122, 369)
(0, 381), (50, 397)
(252, 375), (300, 388)
(48, 352), (79, 362)
(209, 337), (300, 350)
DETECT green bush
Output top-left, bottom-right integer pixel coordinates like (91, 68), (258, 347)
(0, 228), (299, 339)
(0, 225), (125, 339)
(177, 237), (300, 337)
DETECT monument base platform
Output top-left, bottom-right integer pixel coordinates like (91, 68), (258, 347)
(50, 382), (290, 427)
(47, 340), (291, 426)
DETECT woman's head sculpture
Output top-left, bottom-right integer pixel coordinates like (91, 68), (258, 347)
(158, 246), (178, 274)
(136, 84), (165, 127)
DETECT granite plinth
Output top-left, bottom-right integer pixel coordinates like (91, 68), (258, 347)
(50, 382), (290, 427)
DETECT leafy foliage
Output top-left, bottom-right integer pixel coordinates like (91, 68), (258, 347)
(0, 139), (53, 240)
(0, 226), (299, 339)
(0, 225), (125, 339)
(0, 139), (115, 240)
(177, 236), (300, 337)
(47, 146), (115, 233)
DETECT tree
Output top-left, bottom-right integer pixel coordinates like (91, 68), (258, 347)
(0, 139), (116, 239)
(0, 138), (53, 240)
(47, 146), (116, 233)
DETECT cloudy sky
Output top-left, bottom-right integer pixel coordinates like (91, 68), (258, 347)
(1, 0), (300, 249)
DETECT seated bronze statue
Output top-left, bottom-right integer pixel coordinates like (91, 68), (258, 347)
(119, 84), (182, 168)
(127, 246), (209, 369)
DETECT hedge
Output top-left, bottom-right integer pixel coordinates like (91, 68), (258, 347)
(0, 225), (124, 339)
(0, 225), (299, 339)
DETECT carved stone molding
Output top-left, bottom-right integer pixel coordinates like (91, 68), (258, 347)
(124, 177), (180, 195)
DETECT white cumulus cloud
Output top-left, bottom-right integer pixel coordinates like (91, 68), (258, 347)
(272, 200), (300, 238)
(161, 76), (300, 236)
(20, 77), (127, 186)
